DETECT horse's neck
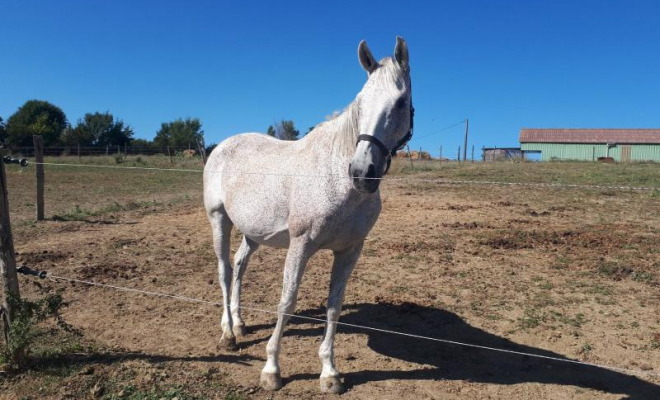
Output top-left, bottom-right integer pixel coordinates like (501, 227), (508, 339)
(305, 101), (359, 163)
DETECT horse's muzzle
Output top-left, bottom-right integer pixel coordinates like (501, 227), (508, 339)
(349, 162), (381, 193)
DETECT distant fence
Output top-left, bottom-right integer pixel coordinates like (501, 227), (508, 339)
(9, 145), (203, 157)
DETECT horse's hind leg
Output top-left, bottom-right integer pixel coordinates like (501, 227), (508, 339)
(230, 235), (259, 337)
(208, 208), (238, 351)
(318, 241), (363, 394)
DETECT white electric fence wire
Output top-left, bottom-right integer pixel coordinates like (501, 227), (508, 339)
(47, 273), (660, 380)
(29, 162), (659, 191)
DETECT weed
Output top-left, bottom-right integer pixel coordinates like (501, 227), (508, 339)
(1, 293), (72, 369)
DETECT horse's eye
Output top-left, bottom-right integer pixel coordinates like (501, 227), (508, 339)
(395, 97), (407, 110)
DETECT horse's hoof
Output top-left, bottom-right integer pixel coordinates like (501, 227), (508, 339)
(260, 372), (283, 391)
(232, 323), (247, 337)
(219, 335), (238, 351)
(320, 376), (344, 394)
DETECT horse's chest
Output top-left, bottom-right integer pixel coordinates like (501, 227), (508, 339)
(296, 197), (381, 249)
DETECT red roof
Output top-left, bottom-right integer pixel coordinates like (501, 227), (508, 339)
(520, 129), (660, 144)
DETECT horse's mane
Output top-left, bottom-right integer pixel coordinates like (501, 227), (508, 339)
(311, 57), (408, 156)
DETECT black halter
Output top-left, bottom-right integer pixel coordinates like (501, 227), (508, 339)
(356, 104), (414, 175)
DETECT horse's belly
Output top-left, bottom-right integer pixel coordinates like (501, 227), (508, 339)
(244, 229), (290, 249)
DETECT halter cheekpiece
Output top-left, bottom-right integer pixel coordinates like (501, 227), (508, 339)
(356, 103), (414, 175)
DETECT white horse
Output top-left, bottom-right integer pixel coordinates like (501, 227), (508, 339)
(203, 37), (413, 393)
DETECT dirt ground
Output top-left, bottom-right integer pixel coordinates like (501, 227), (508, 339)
(1, 159), (660, 399)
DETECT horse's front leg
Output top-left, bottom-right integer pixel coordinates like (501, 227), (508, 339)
(318, 241), (363, 394)
(260, 238), (316, 391)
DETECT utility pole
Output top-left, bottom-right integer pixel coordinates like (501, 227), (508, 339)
(463, 118), (469, 162)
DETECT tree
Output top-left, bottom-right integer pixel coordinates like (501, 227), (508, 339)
(72, 112), (133, 147)
(130, 139), (155, 149)
(59, 125), (94, 147)
(205, 143), (218, 154)
(0, 117), (6, 145)
(266, 119), (299, 141)
(5, 100), (67, 147)
(154, 117), (203, 148)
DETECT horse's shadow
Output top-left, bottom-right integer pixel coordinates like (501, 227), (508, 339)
(245, 302), (659, 399)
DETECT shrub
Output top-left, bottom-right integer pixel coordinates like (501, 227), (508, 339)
(1, 293), (72, 369)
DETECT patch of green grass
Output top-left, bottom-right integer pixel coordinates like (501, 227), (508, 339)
(102, 384), (206, 400)
(631, 271), (655, 284)
(558, 312), (586, 328)
(587, 284), (614, 296)
(518, 308), (544, 329)
(52, 204), (95, 221)
(224, 393), (248, 400)
(651, 338), (660, 350)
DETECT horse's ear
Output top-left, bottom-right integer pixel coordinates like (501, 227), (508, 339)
(358, 40), (377, 74)
(394, 36), (409, 70)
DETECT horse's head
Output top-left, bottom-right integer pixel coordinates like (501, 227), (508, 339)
(349, 36), (413, 193)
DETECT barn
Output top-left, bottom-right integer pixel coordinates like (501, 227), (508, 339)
(520, 129), (660, 162)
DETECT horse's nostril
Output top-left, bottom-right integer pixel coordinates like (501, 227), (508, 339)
(366, 164), (376, 179)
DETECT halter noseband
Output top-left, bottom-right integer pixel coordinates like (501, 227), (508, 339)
(356, 104), (414, 175)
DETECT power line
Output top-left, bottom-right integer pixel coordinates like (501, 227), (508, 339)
(414, 120), (466, 141)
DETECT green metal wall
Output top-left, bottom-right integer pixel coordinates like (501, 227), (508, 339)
(521, 143), (660, 162)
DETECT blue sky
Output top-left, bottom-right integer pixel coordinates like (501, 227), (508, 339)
(1, 1), (658, 157)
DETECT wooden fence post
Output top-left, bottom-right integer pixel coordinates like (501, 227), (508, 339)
(77, 143), (81, 160)
(471, 145), (475, 163)
(439, 146), (442, 162)
(167, 146), (173, 164)
(33, 136), (45, 221)
(117, 145), (120, 156)
(197, 139), (207, 165)
(106, 145), (109, 156)
(0, 156), (22, 357)
(458, 146), (461, 163)
(406, 145), (414, 170)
